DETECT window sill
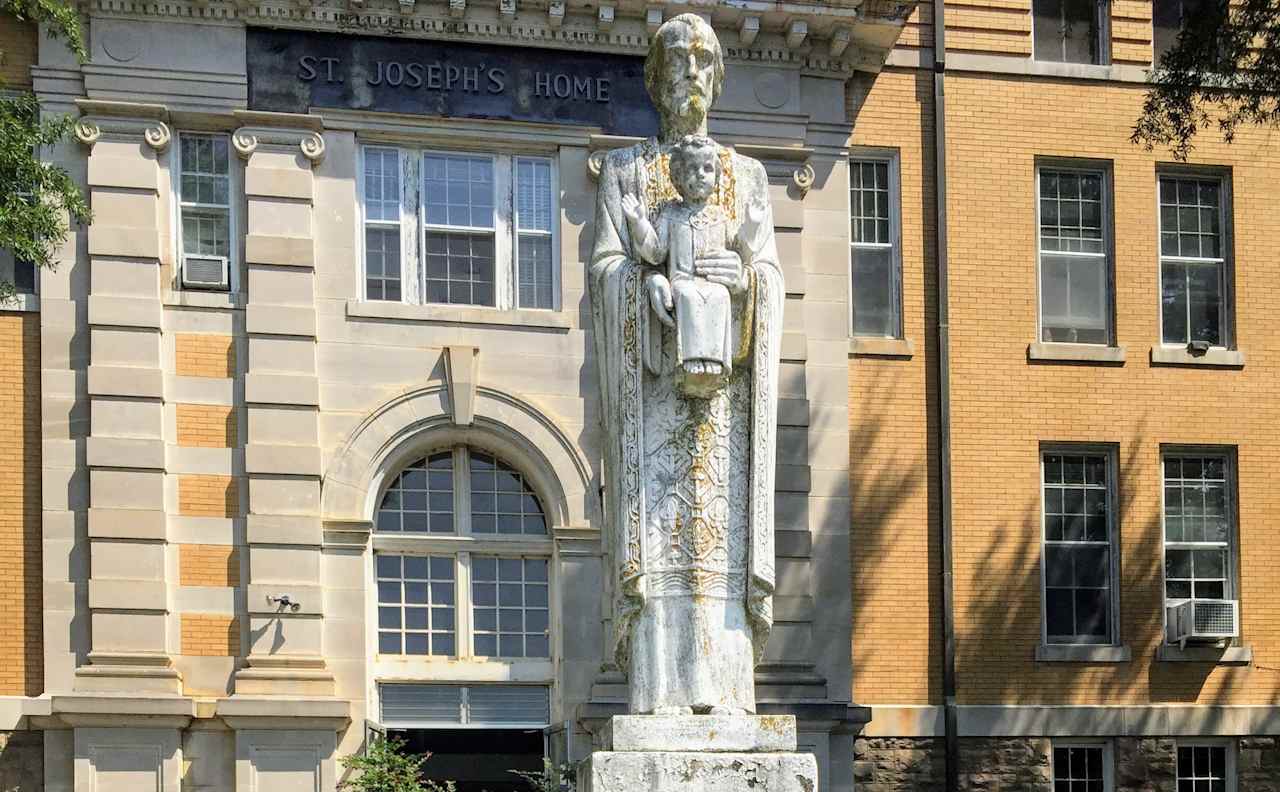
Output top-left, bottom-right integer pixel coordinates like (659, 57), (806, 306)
(0, 294), (39, 312)
(1027, 342), (1125, 364)
(346, 300), (573, 330)
(849, 337), (914, 358)
(164, 290), (245, 310)
(1149, 346), (1245, 368)
(1036, 644), (1132, 663)
(1157, 644), (1253, 665)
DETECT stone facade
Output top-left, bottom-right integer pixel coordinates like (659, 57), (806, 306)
(3, 0), (911, 789)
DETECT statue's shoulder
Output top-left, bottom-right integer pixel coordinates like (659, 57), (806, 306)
(602, 139), (659, 171)
(725, 148), (769, 193)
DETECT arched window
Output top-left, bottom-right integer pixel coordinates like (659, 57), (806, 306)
(375, 448), (546, 536)
(373, 445), (551, 660)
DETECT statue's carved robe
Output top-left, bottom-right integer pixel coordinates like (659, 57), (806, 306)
(589, 139), (783, 714)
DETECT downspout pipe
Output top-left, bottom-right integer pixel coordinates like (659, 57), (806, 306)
(931, 0), (959, 788)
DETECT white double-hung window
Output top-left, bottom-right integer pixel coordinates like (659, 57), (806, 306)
(176, 133), (236, 291)
(1038, 165), (1111, 345)
(361, 147), (559, 310)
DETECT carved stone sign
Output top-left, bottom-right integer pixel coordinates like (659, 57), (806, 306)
(246, 28), (660, 136)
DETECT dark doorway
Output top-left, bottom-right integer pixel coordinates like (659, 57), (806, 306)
(389, 728), (545, 792)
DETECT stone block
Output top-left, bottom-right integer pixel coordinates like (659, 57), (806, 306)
(582, 750), (817, 792)
(605, 715), (797, 753)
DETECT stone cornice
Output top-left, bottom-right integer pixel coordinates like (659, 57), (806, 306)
(84, 0), (917, 76)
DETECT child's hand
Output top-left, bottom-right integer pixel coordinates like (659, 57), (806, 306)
(621, 194), (644, 223)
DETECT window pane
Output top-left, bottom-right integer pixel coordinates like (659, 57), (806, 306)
(181, 210), (230, 258)
(1164, 456), (1232, 606)
(1034, 0), (1101, 63)
(1053, 745), (1106, 785)
(364, 148), (401, 222)
(423, 231), (496, 306)
(1044, 453), (1113, 644)
(365, 227), (402, 302)
(850, 158), (900, 338)
(1041, 253), (1107, 344)
(516, 158), (553, 232)
(374, 553), (456, 656)
(518, 234), (555, 310)
(377, 453), (454, 533)
(1161, 261), (1190, 344)
(468, 450), (547, 536)
(424, 153), (494, 228)
(1187, 264), (1223, 345)
(852, 246), (895, 337)
(472, 555), (550, 658)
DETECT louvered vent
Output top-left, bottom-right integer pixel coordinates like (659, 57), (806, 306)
(182, 255), (229, 290)
(380, 684), (550, 727)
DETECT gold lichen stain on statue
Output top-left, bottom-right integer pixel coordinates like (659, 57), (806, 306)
(644, 147), (737, 222)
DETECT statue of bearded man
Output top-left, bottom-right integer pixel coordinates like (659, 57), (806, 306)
(589, 13), (784, 716)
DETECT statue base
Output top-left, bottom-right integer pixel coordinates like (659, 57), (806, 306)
(581, 715), (818, 792)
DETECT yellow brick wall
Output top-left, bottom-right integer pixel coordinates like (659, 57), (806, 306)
(0, 15), (37, 89)
(179, 544), (240, 588)
(944, 74), (1280, 705)
(848, 69), (942, 706)
(883, 0), (1156, 66)
(175, 403), (236, 448)
(175, 334), (235, 379)
(178, 475), (239, 518)
(180, 614), (240, 657)
(0, 314), (41, 696)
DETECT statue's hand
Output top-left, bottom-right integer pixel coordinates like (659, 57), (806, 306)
(621, 194), (644, 225)
(646, 273), (676, 328)
(696, 249), (747, 296)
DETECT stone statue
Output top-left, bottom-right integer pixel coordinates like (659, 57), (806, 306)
(622, 135), (736, 399)
(589, 13), (783, 716)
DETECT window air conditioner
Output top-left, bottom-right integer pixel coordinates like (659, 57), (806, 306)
(181, 255), (229, 291)
(1168, 599), (1238, 648)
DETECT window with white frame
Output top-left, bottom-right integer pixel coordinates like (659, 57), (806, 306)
(1033, 0), (1110, 64)
(1159, 173), (1230, 347)
(849, 155), (901, 338)
(176, 133), (234, 287)
(1176, 742), (1235, 792)
(361, 147), (559, 310)
(373, 446), (551, 660)
(1042, 450), (1117, 645)
(1053, 742), (1113, 792)
(1038, 166), (1110, 344)
(1162, 453), (1234, 607)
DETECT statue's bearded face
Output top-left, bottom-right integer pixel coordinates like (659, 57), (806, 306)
(657, 27), (718, 122)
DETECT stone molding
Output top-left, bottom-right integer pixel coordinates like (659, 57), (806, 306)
(74, 99), (172, 150)
(321, 383), (595, 529)
(232, 126), (326, 164)
(80, 0), (913, 76)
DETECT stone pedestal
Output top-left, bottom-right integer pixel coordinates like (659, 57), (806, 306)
(582, 715), (818, 792)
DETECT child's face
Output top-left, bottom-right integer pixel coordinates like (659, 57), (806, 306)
(673, 149), (716, 202)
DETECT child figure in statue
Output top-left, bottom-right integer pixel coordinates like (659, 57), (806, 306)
(621, 135), (736, 399)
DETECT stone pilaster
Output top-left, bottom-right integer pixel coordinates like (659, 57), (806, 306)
(229, 113), (332, 696)
(72, 101), (181, 694)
